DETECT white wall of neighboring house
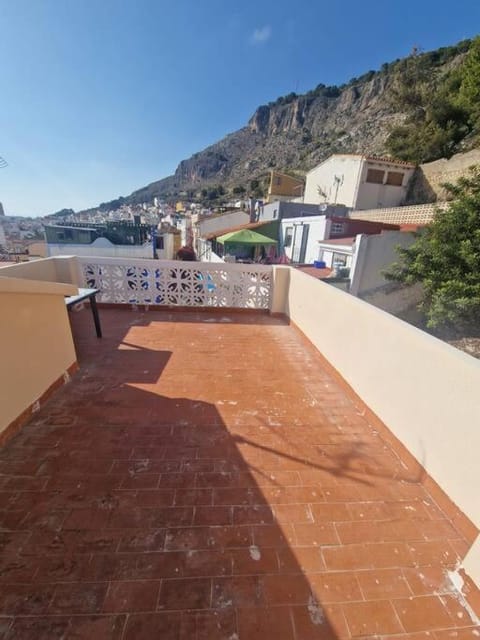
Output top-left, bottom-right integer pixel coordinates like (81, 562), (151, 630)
(349, 230), (422, 314)
(304, 155), (363, 207)
(355, 160), (415, 210)
(47, 235), (175, 260)
(281, 215), (329, 264)
(350, 231), (415, 296)
(317, 242), (354, 270)
(197, 210), (249, 239)
(304, 154), (415, 210)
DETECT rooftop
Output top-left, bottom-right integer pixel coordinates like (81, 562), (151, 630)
(296, 265), (333, 279)
(318, 237), (356, 246)
(307, 154), (416, 174)
(0, 306), (478, 638)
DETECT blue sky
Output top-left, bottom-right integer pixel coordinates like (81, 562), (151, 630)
(1, 0), (479, 217)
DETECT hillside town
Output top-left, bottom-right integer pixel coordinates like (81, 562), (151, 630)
(0, 148), (471, 324)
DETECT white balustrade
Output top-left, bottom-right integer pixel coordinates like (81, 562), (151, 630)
(77, 257), (272, 309)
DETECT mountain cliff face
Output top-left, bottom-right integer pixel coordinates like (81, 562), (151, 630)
(125, 76), (398, 205)
(92, 41), (471, 209)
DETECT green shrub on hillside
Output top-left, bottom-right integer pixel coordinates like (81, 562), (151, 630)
(386, 38), (479, 163)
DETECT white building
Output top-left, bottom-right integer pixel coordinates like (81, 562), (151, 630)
(47, 234), (177, 260)
(304, 154), (415, 210)
(317, 237), (355, 272)
(280, 215), (331, 264)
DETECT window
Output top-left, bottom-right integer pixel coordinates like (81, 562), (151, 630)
(332, 252), (347, 266)
(284, 227), (293, 247)
(386, 171), (404, 186)
(366, 168), (385, 184)
(331, 222), (344, 235)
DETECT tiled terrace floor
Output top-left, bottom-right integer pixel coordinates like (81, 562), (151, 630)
(0, 308), (479, 639)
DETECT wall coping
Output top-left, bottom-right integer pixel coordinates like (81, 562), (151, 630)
(0, 276), (77, 297)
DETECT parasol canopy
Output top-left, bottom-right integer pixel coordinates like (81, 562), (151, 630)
(217, 229), (277, 245)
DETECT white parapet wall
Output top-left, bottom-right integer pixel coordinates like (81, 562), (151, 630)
(277, 266), (480, 584)
(0, 256), (83, 286)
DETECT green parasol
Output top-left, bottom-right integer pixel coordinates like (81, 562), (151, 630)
(217, 229), (277, 245)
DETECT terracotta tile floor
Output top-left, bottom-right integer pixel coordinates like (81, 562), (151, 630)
(0, 308), (479, 639)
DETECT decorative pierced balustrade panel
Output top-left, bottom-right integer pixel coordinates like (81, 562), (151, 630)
(78, 258), (272, 309)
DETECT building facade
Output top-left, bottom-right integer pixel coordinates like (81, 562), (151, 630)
(303, 154), (415, 210)
(266, 171), (304, 203)
(44, 222), (178, 260)
(258, 200), (348, 223)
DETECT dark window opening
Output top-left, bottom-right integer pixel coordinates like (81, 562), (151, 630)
(366, 168), (385, 184)
(284, 227), (293, 247)
(386, 171), (404, 186)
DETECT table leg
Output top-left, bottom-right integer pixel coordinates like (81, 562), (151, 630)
(90, 295), (102, 338)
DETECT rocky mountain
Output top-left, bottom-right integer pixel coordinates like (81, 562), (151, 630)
(87, 38), (475, 210)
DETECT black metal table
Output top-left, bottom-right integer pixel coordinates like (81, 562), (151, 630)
(65, 287), (102, 338)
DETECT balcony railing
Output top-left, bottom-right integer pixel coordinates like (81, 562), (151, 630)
(76, 256), (273, 308)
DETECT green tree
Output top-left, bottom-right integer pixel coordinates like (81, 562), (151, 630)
(385, 166), (480, 332)
(385, 44), (473, 163)
(249, 178), (264, 199)
(458, 36), (480, 126)
(207, 187), (218, 201)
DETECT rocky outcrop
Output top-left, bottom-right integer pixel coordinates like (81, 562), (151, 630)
(86, 43), (473, 209)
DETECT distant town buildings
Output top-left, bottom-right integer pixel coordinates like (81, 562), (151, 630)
(45, 220), (181, 260)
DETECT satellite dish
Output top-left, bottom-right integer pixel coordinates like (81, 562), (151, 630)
(319, 204), (327, 212)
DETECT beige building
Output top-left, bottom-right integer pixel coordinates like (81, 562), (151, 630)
(304, 154), (415, 210)
(266, 171), (304, 203)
